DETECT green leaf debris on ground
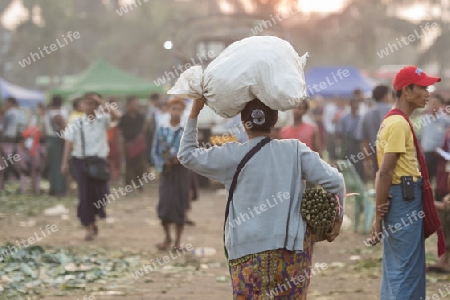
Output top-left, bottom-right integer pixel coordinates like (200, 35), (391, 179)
(0, 244), (140, 298)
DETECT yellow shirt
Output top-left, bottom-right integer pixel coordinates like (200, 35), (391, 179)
(68, 111), (84, 124)
(376, 115), (421, 184)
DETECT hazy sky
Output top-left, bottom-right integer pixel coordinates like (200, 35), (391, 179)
(1, 0), (349, 29)
(1, 0), (425, 30)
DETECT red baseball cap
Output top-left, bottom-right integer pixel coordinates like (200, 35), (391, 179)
(393, 66), (441, 91)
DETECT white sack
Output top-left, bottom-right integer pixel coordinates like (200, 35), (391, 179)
(168, 36), (308, 118)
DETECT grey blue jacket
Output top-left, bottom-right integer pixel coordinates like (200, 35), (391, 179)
(178, 118), (345, 260)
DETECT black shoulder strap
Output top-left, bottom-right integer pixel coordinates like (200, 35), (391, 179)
(48, 112), (57, 132)
(79, 119), (86, 158)
(223, 136), (272, 230)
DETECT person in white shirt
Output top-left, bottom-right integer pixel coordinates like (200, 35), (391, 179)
(61, 92), (120, 241)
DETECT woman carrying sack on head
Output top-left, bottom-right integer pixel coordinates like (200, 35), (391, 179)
(178, 97), (345, 299)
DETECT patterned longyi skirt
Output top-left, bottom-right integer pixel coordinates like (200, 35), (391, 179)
(229, 228), (314, 300)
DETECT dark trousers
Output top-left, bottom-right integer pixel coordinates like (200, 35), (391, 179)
(46, 136), (66, 195)
(326, 132), (337, 161)
(424, 152), (438, 196)
(347, 155), (366, 183)
(424, 152), (438, 181)
(125, 152), (146, 189)
(73, 157), (108, 226)
(0, 143), (27, 192)
(342, 138), (365, 182)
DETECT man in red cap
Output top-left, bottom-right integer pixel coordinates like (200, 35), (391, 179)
(368, 66), (446, 299)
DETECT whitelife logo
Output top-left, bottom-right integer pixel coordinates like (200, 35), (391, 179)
(55, 102), (119, 139)
(93, 172), (156, 209)
(266, 263), (328, 299)
(0, 153), (21, 170)
(250, 7), (300, 35)
(18, 31), (80, 68)
(130, 244), (193, 279)
(227, 192), (290, 228)
(363, 210), (425, 247)
(305, 69), (350, 97)
(153, 50), (216, 87)
(116, 0), (149, 16)
(376, 22), (438, 59)
(0, 224), (58, 262)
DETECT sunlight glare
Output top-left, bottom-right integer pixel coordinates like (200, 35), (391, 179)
(299, 0), (347, 14)
(1, 0), (28, 30)
(396, 4), (428, 21)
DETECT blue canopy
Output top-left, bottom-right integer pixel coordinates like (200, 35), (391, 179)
(0, 78), (45, 108)
(305, 66), (374, 98)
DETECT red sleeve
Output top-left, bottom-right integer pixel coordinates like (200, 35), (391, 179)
(280, 127), (291, 139)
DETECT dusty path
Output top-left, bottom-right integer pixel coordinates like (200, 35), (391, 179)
(0, 181), (448, 300)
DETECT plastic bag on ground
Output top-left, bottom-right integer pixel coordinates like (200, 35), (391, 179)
(44, 204), (69, 216)
(168, 36), (308, 118)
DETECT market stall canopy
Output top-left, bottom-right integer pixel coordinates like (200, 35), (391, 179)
(305, 66), (375, 98)
(51, 60), (163, 98)
(0, 78), (45, 108)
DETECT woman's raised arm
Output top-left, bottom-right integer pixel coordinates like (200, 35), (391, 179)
(178, 98), (237, 184)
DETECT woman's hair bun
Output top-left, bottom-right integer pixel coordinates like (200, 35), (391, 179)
(241, 99), (278, 133)
(251, 109), (266, 125)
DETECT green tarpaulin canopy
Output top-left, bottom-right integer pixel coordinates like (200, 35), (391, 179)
(51, 60), (163, 98)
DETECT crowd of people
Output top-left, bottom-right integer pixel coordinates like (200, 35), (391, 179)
(1, 65), (450, 298)
(0, 93), (199, 243)
(276, 84), (450, 227)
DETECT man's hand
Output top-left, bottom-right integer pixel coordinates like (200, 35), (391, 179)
(444, 195), (450, 211)
(368, 219), (383, 246)
(326, 217), (343, 242)
(189, 97), (206, 119)
(368, 194), (391, 245)
(436, 201), (445, 211)
(163, 160), (173, 168)
(447, 173), (450, 189)
(364, 165), (372, 182)
(94, 94), (104, 106)
(377, 194), (392, 218)
(61, 162), (68, 175)
(170, 156), (180, 165)
(437, 194), (450, 211)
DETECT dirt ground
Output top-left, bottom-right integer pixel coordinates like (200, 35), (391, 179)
(0, 179), (449, 300)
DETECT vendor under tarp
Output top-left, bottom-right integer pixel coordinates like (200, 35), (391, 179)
(51, 60), (163, 98)
(305, 66), (375, 98)
(0, 79), (45, 108)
